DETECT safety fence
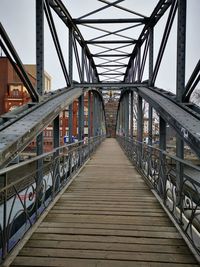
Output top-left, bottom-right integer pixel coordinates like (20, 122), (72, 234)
(117, 135), (200, 256)
(0, 135), (105, 261)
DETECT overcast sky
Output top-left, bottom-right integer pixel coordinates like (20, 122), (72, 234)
(0, 0), (200, 93)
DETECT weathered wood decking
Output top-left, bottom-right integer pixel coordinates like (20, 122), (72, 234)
(10, 139), (198, 266)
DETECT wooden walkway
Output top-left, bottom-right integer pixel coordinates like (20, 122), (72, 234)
(10, 139), (198, 266)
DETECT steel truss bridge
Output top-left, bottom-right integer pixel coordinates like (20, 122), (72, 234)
(1, 0), (200, 266)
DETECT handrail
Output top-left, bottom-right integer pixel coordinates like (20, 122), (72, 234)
(117, 134), (200, 258)
(0, 135), (105, 261)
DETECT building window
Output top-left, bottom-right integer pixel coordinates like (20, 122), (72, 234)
(12, 89), (19, 97)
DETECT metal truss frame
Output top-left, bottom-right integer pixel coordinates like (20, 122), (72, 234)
(0, 0), (200, 163)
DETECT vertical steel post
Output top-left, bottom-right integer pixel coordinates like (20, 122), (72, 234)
(148, 27), (154, 176)
(88, 91), (91, 154)
(159, 116), (166, 196)
(96, 96), (100, 135)
(120, 100), (123, 136)
(116, 107), (119, 135)
(121, 97), (124, 135)
(176, 0), (186, 204)
(88, 92), (91, 139)
(119, 102), (121, 135)
(159, 117), (166, 152)
(88, 63), (91, 82)
(137, 95), (143, 166)
(137, 95), (143, 143)
(97, 96), (100, 135)
(78, 94), (84, 141)
(176, 0), (186, 102)
(81, 47), (85, 82)
(68, 26), (73, 143)
(36, 0), (44, 97)
(53, 115), (60, 192)
(125, 92), (129, 137)
(68, 105), (73, 143)
(148, 105), (153, 176)
(148, 26), (154, 145)
(36, 0), (44, 213)
(148, 107), (153, 147)
(53, 116), (60, 149)
(93, 94), (96, 136)
(130, 91), (133, 139)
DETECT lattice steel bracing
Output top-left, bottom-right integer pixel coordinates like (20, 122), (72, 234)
(0, 0), (199, 163)
(0, 0), (200, 263)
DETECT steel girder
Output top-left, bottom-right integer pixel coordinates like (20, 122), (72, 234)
(118, 86), (200, 157)
(124, 0), (173, 82)
(0, 87), (106, 168)
(0, 88), (83, 167)
(47, 0), (99, 82)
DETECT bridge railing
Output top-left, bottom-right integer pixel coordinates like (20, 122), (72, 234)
(0, 135), (105, 261)
(117, 135), (200, 256)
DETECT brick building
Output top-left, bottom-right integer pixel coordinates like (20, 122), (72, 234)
(0, 57), (89, 153)
(0, 57), (51, 115)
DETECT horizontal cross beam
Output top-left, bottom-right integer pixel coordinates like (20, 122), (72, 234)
(73, 18), (147, 24)
(92, 54), (131, 57)
(87, 40), (136, 44)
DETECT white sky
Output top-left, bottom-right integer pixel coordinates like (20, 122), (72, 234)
(0, 0), (200, 93)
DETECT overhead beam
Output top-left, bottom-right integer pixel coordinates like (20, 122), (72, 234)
(92, 54), (131, 57)
(87, 40), (136, 44)
(74, 82), (146, 89)
(73, 18), (147, 24)
(98, 73), (125, 75)
(96, 64), (127, 67)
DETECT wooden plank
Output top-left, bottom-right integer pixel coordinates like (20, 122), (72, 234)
(35, 226), (182, 239)
(45, 216), (172, 227)
(26, 239), (190, 254)
(9, 139), (198, 266)
(18, 248), (197, 264)
(39, 222), (177, 232)
(52, 206), (164, 212)
(31, 233), (186, 246)
(48, 210), (165, 217)
(11, 256), (200, 267)
(45, 214), (171, 225)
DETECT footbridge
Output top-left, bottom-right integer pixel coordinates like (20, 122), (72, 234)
(1, 0), (200, 266)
